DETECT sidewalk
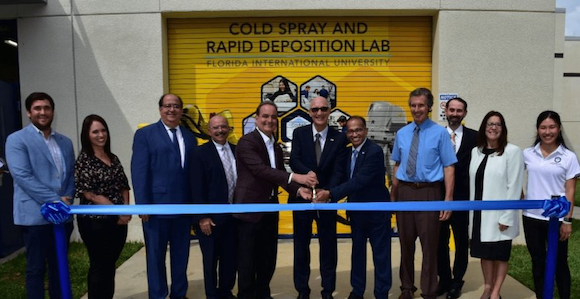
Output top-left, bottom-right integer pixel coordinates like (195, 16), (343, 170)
(102, 238), (535, 299)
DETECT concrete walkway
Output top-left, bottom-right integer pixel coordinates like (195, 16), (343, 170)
(101, 238), (535, 299)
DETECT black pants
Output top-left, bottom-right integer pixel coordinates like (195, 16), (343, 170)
(197, 217), (237, 299)
(78, 216), (128, 299)
(236, 213), (279, 299)
(292, 210), (337, 297)
(523, 216), (570, 299)
(437, 210), (469, 289)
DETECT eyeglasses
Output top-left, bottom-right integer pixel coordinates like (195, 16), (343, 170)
(161, 104), (182, 110)
(486, 122), (502, 128)
(210, 125), (230, 130)
(310, 106), (330, 113)
(346, 128), (365, 135)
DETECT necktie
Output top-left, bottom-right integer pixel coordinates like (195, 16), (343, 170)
(350, 149), (359, 178)
(314, 133), (322, 166)
(221, 147), (236, 203)
(406, 126), (419, 177)
(170, 128), (181, 167)
(451, 131), (457, 153)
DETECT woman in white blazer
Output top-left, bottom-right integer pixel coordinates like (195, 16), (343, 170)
(469, 111), (524, 299)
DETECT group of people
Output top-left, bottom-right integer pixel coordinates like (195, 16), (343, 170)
(5, 88), (578, 299)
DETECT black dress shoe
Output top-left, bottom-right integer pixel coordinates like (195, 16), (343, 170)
(437, 285), (450, 296)
(297, 293), (310, 299)
(446, 280), (464, 299)
(347, 292), (363, 299)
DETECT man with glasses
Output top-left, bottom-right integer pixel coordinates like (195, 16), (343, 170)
(317, 116), (392, 299)
(190, 115), (237, 299)
(289, 96), (347, 299)
(131, 93), (197, 299)
(390, 88), (457, 299)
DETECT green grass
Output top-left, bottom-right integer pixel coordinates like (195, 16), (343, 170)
(0, 242), (143, 299)
(509, 218), (580, 299)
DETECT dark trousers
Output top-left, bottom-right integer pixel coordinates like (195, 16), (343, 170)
(197, 217), (237, 299)
(20, 222), (74, 299)
(437, 210), (469, 289)
(349, 211), (392, 299)
(396, 183), (442, 299)
(292, 210), (337, 297)
(142, 216), (192, 299)
(78, 216), (128, 299)
(236, 213), (279, 299)
(523, 216), (570, 299)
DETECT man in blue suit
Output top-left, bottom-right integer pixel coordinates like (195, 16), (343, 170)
(289, 96), (347, 299)
(317, 116), (392, 299)
(131, 93), (197, 299)
(6, 92), (75, 299)
(190, 115), (237, 299)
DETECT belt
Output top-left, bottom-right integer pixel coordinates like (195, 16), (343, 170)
(399, 181), (441, 189)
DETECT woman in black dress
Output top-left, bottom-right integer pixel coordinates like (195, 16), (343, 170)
(469, 111), (524, 299)
(76, 114), (131, 299)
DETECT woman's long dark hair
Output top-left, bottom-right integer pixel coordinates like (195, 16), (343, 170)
(534, 110), (567, 148)
(476, 111), (508, 156)
(80, 114), (114, 160)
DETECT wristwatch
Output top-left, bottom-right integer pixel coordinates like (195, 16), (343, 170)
(563, 217), (573, 224)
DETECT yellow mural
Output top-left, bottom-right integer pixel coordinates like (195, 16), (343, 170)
(167, 16), (432, 235)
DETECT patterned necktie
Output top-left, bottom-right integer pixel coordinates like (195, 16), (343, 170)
(170, 128), (182, 167)
(406, 126), (420, 177)
(314, 133), (322, 166)
(350, 149), (359, 178)
(221, 147), (236, 203)
(451, 131), (457, 153)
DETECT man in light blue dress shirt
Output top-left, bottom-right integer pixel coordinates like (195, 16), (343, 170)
(391, 88), (457, 299)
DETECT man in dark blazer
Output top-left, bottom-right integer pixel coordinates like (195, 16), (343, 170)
(190, 115), (237, 299)
(289, 96), (347, 299)
(6, 92), (75, 298)
(131, 93), (197, 299)
(318, 116), (392, 299)
(234, 102), (317, 299)
(437, 97), (477, 299)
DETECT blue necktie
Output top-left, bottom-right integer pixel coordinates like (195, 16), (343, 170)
(350, 149), (358, 178)
(170, 128), (181, 167)
(406, 126), (419, 177)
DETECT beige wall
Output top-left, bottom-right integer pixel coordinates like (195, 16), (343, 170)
(1, 1), (565, 241)
(560, 38), (580, 154)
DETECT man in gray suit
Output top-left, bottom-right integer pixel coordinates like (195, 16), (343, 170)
(6, 92), (75, 299)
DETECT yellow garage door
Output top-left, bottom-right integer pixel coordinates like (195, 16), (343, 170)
(167, 16), (432, 235)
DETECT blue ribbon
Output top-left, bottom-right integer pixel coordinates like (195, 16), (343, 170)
(541, 196), (570, 298)
(40, 198), (570, 299)
(60, 200), (546, 215)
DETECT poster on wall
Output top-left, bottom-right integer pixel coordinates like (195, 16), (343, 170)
(167, 16), (432, 233)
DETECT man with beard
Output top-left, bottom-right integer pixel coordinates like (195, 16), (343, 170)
(234, 102), (317, 299)
(437, 97), (477, 299)
(6, 92), (75, 298)
(391, 88), (457, 299)
(191, 115), (238, 299)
